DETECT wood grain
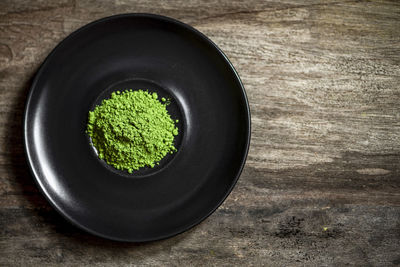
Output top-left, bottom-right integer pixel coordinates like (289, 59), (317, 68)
(1, 0), (399, 266)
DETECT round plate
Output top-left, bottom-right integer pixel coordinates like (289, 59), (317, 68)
(24, 13), (250, 242)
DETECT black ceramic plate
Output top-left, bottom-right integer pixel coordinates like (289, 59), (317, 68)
(24, 13), (250, 242)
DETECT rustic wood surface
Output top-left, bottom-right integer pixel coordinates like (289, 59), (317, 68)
(1, 0), (400, 266)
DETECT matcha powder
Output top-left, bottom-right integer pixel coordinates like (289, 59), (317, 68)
(86, 89), (179, 173)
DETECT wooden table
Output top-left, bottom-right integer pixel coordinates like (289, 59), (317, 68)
(1, 0), (399, 265)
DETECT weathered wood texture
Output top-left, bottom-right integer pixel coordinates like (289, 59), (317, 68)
(1, 0), (400, 266)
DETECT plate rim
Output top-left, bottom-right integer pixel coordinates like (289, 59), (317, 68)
(23, 13), (251, 242)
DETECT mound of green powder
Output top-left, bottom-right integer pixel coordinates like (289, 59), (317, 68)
(86, 89), (178, 173)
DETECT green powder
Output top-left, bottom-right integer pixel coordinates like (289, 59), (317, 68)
(86, 89), (178, 173)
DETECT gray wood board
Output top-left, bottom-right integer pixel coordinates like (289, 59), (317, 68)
(0, 0), (399, 266)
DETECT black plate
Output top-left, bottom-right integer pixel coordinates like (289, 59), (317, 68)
(23, 13), (250, 242)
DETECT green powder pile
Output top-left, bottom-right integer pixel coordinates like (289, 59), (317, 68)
(86, 89), (178, 173)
